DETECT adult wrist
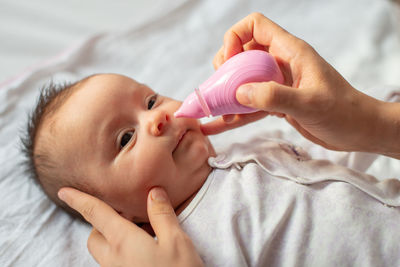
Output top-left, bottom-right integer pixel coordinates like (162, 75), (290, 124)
(372, 101), (400, 159)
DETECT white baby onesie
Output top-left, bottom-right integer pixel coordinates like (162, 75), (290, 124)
(178, 137), (400, 267)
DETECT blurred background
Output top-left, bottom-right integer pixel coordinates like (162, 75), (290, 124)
(0, 0), (188, 82)
(1, 0), (400, 90)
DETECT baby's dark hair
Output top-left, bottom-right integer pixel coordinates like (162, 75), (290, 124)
(21, 75), (97, 220)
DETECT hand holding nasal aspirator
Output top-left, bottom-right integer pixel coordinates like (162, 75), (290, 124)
(174, 50), (284, 119)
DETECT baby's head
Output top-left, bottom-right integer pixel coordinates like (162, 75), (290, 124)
(22, 74), (215, 223)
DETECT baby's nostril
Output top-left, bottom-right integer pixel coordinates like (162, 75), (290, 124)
(165, 114), (170, 121)
(157, 123), (163, 131)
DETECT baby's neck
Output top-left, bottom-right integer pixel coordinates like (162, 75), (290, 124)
(174, 163), (214, 216)
(175, 190), (199, 215)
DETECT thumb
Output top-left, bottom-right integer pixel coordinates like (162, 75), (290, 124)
(236, 81), (302, 115)
(147, 187), (181, 241)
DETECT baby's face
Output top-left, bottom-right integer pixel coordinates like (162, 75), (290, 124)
(54, 74), (215, 223)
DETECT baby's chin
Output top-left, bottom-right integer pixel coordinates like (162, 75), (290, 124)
(205, 136), (216, 158)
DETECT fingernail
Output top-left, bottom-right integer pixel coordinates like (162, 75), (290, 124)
(223, 45), (228, 61)
(237, 84), (253, 104)
(58, 189), (66, 201)
(150, 187), (168, 203)
(223, 114), (235, 123)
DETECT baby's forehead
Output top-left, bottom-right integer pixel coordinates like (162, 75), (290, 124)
(52, 73), (151, 144)
(83, 74), (145, 90)
(78, 74), (154, 103)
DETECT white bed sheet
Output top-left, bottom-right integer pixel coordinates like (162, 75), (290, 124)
(1, 0), (399, 266)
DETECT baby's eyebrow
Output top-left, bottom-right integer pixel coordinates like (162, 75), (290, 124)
(97, 88), (146, 154)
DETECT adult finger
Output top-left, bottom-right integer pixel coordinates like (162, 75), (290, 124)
(222, 114), (235, 123)
(87, 228), (109, 265)
(213, 45), (225, 70)
(236, 81), (305, 115)
(214, 40), (268, 71)
(58, 187), (145, 245)
(242, 39), (268, 52)
(147, 187), (181, 243)
(200, 111), (268, 135)
(223, 12), (296, 61)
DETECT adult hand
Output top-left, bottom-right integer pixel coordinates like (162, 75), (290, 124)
(201, 13), (400, 158)
(58, 187), (203, 267)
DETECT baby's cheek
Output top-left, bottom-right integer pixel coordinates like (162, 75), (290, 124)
(190, 138), (212, 161)
(137, 162), (161, 183)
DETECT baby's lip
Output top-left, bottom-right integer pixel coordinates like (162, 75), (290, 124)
(172, 130), (188, 154)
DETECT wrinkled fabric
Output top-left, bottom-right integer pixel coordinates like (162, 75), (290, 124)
(179, 137), (400, 267)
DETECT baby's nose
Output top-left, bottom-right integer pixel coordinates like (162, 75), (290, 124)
(150, 111), (170, 136)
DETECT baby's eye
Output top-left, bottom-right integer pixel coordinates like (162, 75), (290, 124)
(120, 131), (134, 149)
(147, 94), (158, 110)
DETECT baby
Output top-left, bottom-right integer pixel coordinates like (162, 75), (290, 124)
(23, 73), (400, 266)
(23, 73), (216, 223)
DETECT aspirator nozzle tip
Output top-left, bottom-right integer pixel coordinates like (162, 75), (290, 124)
(174, 91), (208, 119)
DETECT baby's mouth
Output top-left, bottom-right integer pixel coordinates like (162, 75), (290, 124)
(172, 130), (188, 154)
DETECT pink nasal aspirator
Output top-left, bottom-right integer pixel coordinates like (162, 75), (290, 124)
(174, 50), (284, 119)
